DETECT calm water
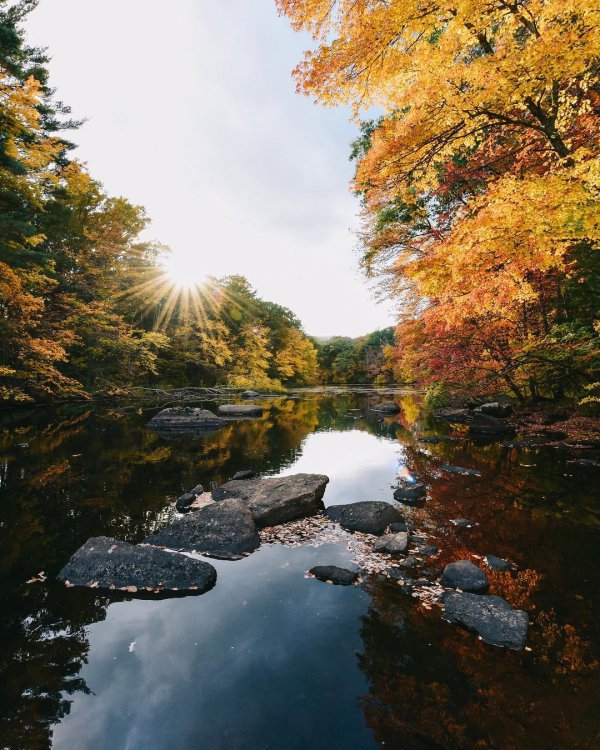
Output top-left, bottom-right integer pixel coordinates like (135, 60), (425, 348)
(0, 390), (598, 750)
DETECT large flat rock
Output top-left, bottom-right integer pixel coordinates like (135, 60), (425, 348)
(145, 498), (260, 559)
(147, 407), (226, 432)
(57, 536), (217, 595)
(442, 592), (528, 650)
(217, 404), (263, 417)
(325, 501), (404, 535)
(218, 473), (329, 527)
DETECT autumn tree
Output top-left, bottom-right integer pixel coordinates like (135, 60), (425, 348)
(279, 0), (599, 399)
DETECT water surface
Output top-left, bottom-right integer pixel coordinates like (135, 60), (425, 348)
(0, 390), (598, 749)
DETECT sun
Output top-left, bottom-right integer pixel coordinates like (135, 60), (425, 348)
(161, 252), (204, 290)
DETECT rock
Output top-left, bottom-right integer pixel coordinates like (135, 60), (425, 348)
(309, 565), (358, 586)
(451, 518), (473, 527)
(233, 470), (257, 480)
(175, 484), (204, 512)
(389, 521), (411, 533)
(434, 408), (471, 423)
(217, 404), (263, 418)
(241, 390), (260, 399)
(469, 413), (514, 436)
(325, 501), (404, 535)
(373, 532), (409, 555)
(145, 498), (260, 559)
(440, 464), (482, 477)
(417, 545), (439, 557)
(441, 560), (488, 593)
(393, 482), (427, 503)
(442, 592), (528, 650)
(390, 556), (418, 571)
(541, 409), (568, 425)
(57, 536), (217, 595)
(371, 401), (401, 414)
(147, 407), (226, 432)
(210, 482), (229, 501)
(218, 473), (329, 527)
(485, 554), (512, 572)
(418, 435), (459, 444)
(477, 402), (513, 418)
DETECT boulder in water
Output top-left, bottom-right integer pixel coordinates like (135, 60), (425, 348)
(326, 501), (404, 535)
(442, 592), (528, 650)
(309, 565), (358, 586)
(441, 560), (488, 593)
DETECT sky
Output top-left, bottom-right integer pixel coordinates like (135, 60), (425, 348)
(26, 0), (395, 337)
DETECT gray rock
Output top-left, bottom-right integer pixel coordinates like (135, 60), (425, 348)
(175, 484), (204, 512)
(325, 501), (404, 535)
(441, 464), (482, 477)
(241, 390), (260, 398)
(469, 413), (514, 436)
(57, 536), (217, 595)
(417, 545), (439, 557)
(217, 404), (263, 418)
(485, 554), (512, 572)
(371, 401), (401, 414)
(309, 565), (358, 586)
(389, 521), (411, 533)
(477, 402), (513, 418)
(147, 407), (226, 432)
(442, 592), (528, 650)
(373, 532), (409, 555)
(218, 473), (329, 527)
(393, 482), (427, 503)
(145, 498), (260, 559)
(441, 560), (489, 593)
(233, 470), (256, 480)
(451, 518), (473, 527)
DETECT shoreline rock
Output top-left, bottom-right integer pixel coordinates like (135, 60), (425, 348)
(441, 560), (488, 593)
(147, 407), (226, 432)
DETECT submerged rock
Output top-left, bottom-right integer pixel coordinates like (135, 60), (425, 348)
(484, 554), (512, 572)
(442, 592), (528, 650)
(145, 498), (260, 559)
(309, 565), (358, 586)
(441, 560), (488, 593)
(217, 404), (263, 418)
(57, 536), (217, 595)
(147, 407), (226, 432)
(218, 473), (329, 527)
(440, 464), (482, 477)
(373, 532), (409, 555)
(393, 482), (427, 503)
(371, 401), (401, 414)
(326, 501), (404, 536)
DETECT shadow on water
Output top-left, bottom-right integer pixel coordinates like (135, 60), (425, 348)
(0, 390), (598, 749)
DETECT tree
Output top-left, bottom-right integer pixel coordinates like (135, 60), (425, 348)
(279, 0), (599, 399)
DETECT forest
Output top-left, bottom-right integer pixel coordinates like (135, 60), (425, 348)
(1, 0), (598, 406)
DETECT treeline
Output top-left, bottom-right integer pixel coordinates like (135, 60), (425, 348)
(0, 1), (318, 404)
(279, 0), (599, 402)
(315, 328), (397, 384)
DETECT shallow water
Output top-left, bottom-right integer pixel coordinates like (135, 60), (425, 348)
(0, 390), (598, 749)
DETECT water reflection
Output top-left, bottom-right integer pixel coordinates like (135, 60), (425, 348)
(0, 391), (598, 749)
